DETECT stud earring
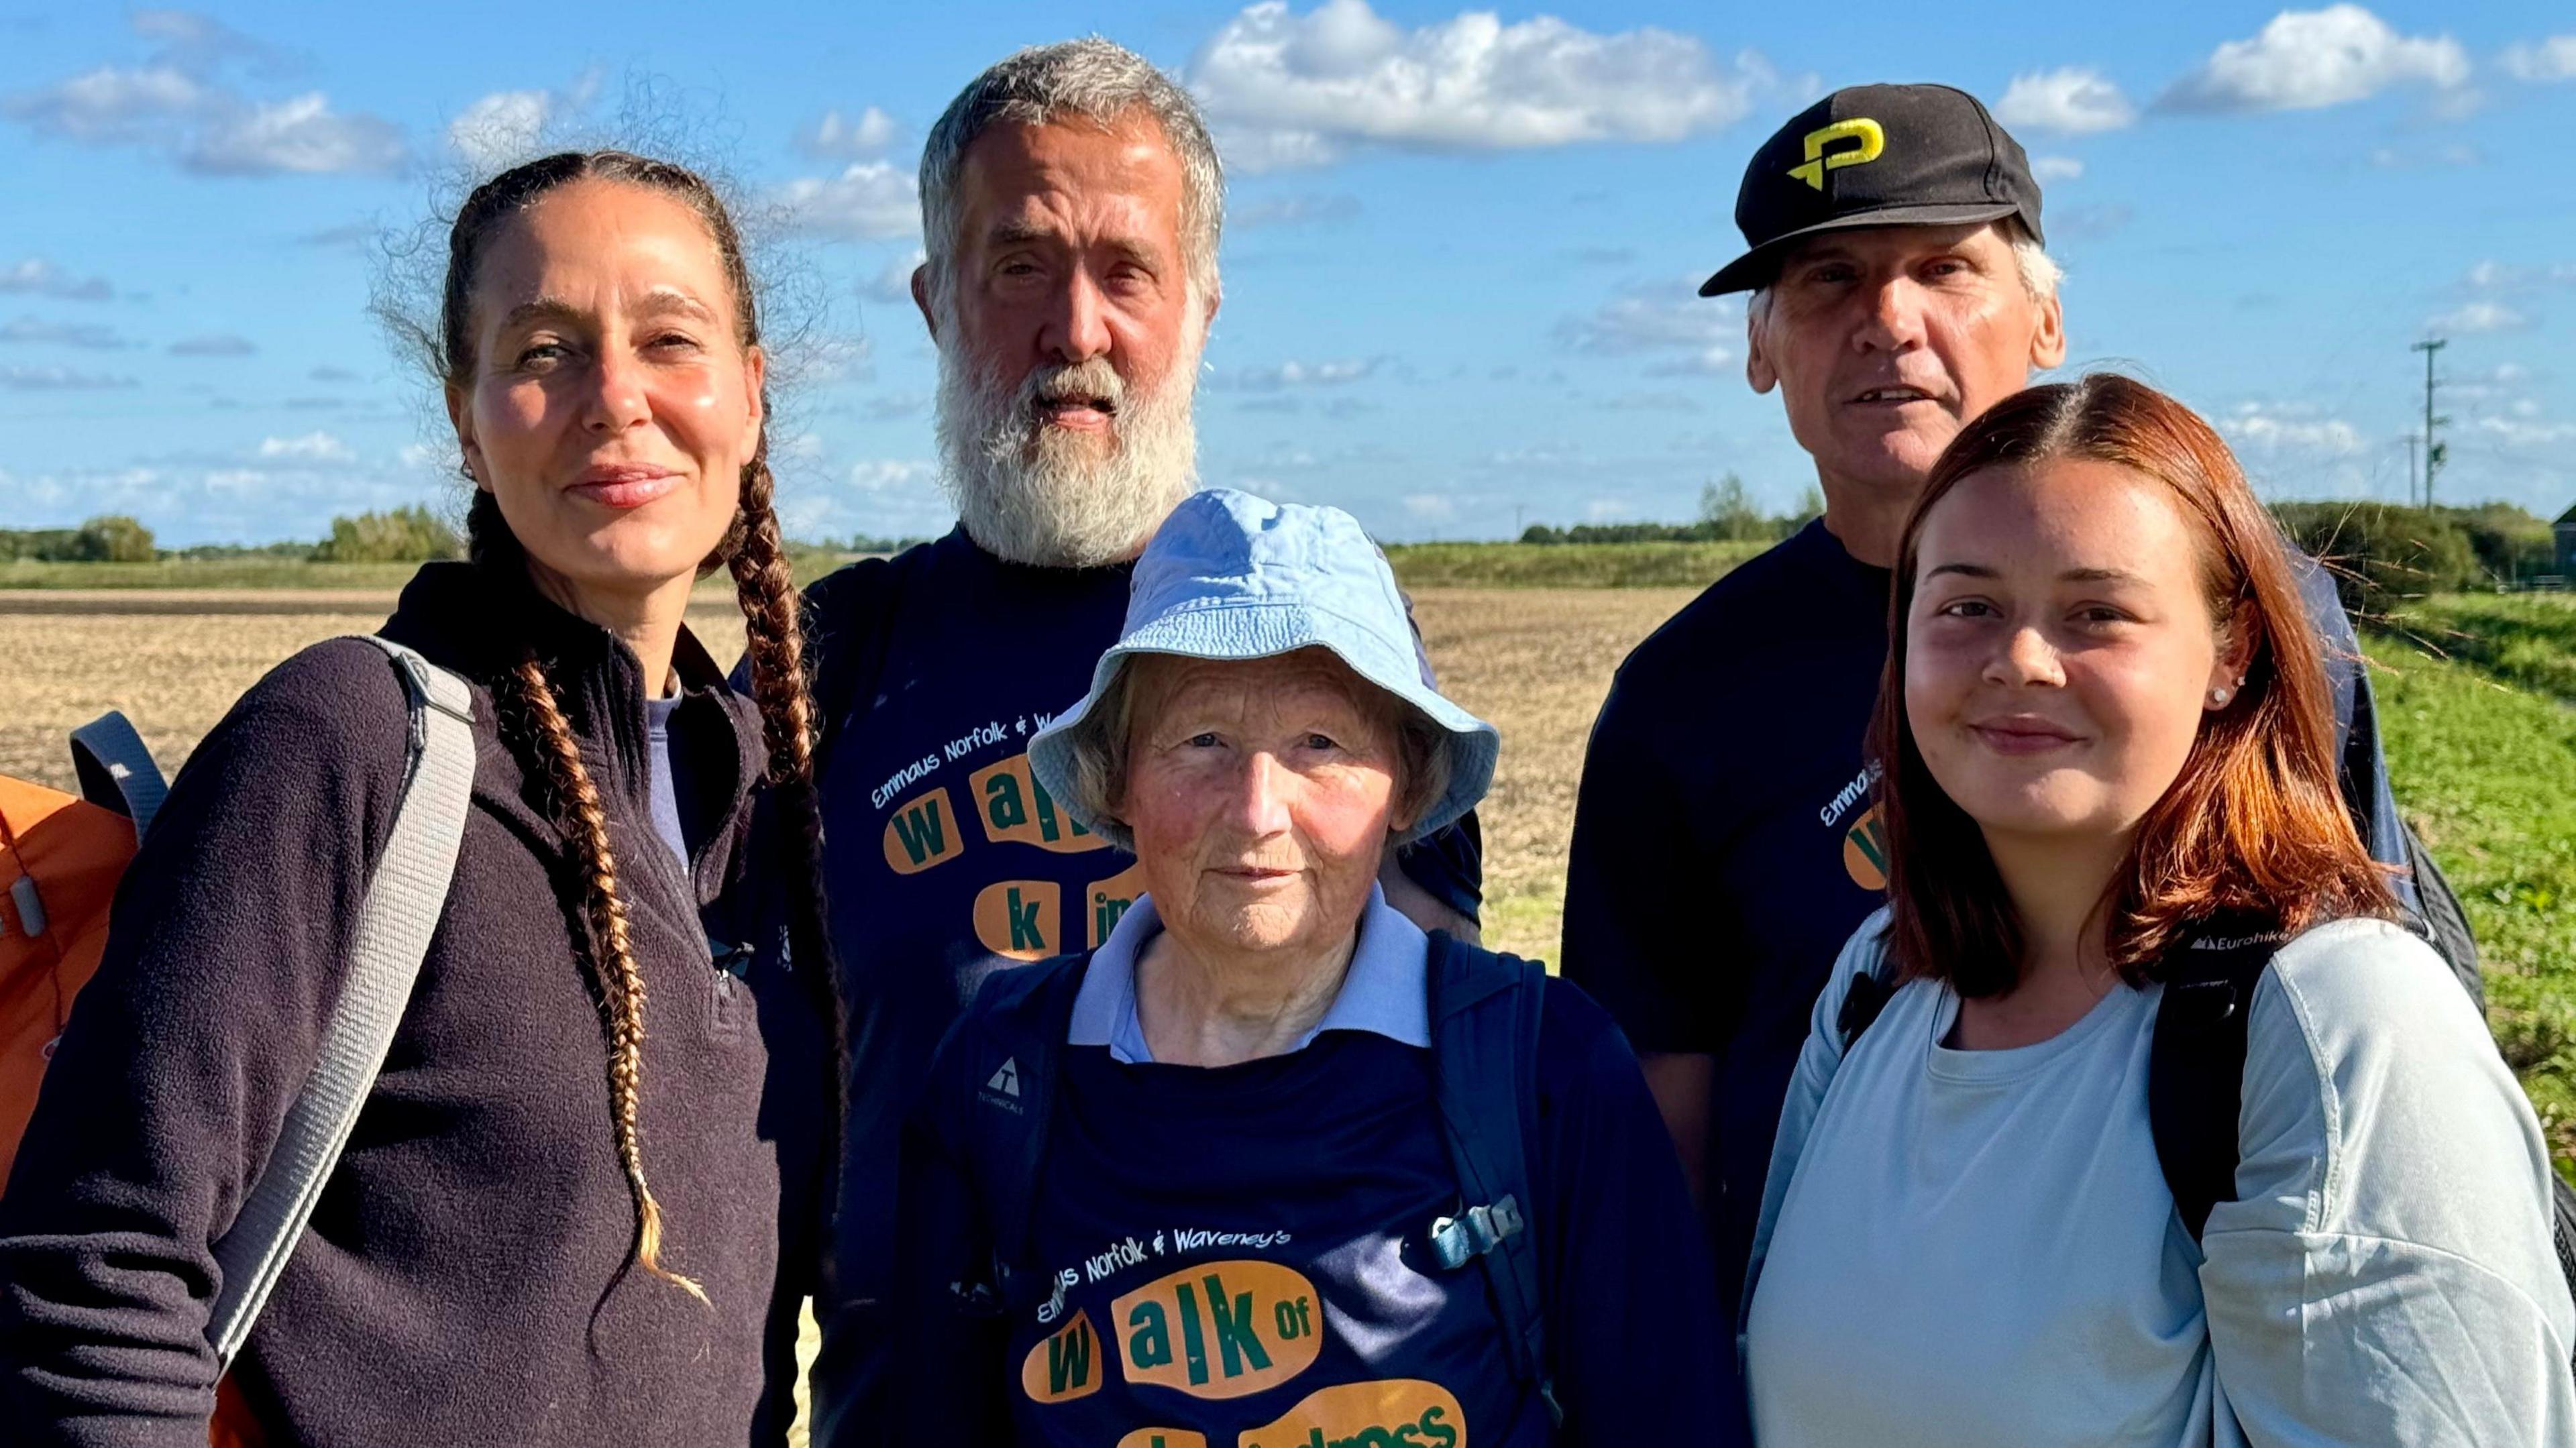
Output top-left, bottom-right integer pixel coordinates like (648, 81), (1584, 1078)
(2209, 685), (2232, 706)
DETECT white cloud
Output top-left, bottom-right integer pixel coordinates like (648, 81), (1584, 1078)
(2428, 300), (2530, 333)
(847, 459), (934, 492)
(258, 431), (356, 463)
(1995, 68), (2136, 135)
(1, 365), (139, 390)
(2502, 37), (2576, 82)
(185, 92), (404, 176)
(169, 333), (256, 356)
(448, 89), (551, 169)
(781, 160), (919, 240)
(2158, 5), (2470, 114)
(1, 14), (407, 176)
(2459, 259), (2576, 294)
(1210, 357), (1379, 391)
(3, 64), (205, 144)
(861, 248), (925, 304)
(798, 105), (900, 160)
(1187, 0), (1787, 170)
(2367, 140), (2481, 169)
(2030, 155), (2085, 182)
(1401, 493), (1456, 521)
(2474, 414), (2576, 447)
(1556, 282), (1735, 374)
(2218, 400), (2365, 457)
(0, 316), (133, 348)
(0, 258), (113, 302)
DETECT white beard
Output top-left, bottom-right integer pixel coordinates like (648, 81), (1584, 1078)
(934, 329), (1203, 569)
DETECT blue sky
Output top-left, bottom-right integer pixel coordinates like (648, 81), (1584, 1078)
(5, 1), (2573, 547)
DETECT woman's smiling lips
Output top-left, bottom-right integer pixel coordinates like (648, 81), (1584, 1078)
(1968, 714), (2085, 756)
(1212, 865), (1299, 889)
(568, 463), (680, 508)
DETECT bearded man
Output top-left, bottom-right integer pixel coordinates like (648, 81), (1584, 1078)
(786, 40), (1483, 1447)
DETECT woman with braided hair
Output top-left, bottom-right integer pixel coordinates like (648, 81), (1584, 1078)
(0, 150), (839, 1447)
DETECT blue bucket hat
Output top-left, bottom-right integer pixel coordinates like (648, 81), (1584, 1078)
(1028, 489), (1498, 851)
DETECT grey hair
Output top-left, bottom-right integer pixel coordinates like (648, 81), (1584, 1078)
(918, 38), (1225, 322)
(1746, 215), (2061, 332)
(1063, 654), (1452, 848)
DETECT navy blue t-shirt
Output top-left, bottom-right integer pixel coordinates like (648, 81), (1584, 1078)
(1559, 517), (2410, 1338)
(1016, 1036), (1543, 1447)
(892, 959), (1734, 1448)
(788, 527), (1485, 1445)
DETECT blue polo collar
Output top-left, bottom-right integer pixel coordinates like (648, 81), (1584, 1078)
(1066, 884), (1432, 1062)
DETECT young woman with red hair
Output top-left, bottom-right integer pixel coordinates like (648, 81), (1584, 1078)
(1740, 374), (2572, 1445)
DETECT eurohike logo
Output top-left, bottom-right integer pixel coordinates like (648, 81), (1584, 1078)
(1788, 117), (1884, 190)
(980, 1056), (1024, 1115)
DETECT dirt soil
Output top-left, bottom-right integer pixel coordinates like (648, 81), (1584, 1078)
(2, 587), (1695, 961)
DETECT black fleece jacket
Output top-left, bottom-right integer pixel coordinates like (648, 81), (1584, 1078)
(0, 561), (828, 1448)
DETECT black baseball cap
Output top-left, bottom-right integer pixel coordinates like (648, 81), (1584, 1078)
(1699, 83), (2043, 297)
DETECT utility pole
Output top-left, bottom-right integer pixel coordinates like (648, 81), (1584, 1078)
(2411, 338), (2448, 508)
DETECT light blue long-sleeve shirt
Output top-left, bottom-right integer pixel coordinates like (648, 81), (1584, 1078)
(1743, 910), (2575, 1446)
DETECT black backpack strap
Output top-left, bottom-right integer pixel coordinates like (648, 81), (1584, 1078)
(1835, 940), (1904, 1054)
(1425, 933), (1558, 1425)
(68, 711), (168, 838)
(2148, 926), (2288, 1241)
(2399, 821), (2484, 1009)
(951, 956), (1087, 1316)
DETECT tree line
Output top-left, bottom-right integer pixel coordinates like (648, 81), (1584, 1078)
(2, 511), (930, 567)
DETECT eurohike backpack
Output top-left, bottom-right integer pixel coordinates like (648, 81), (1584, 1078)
(1836, 920), (2576, 1378)
(947, 931), (1562, 1423)
(0, 636), (476, 1443)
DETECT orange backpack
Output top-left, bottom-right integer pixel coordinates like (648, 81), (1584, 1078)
(0, 640), (476, 1445)
(0, 718), (153, 1190)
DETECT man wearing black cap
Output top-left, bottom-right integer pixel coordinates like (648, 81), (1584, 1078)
(1558, 83), (2445, 1340)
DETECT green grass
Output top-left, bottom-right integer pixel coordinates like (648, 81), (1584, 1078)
(1384, 539), (1771, 590)
(2383, 594), (2576, 704)
(2366, 634), (2576, 1170)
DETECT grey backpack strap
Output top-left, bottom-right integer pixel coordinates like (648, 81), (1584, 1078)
(205, 635), (476, 1365)
(69, 711), (170, 838)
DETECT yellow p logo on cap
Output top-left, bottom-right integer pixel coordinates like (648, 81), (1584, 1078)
(1788, 118), (1884, 190)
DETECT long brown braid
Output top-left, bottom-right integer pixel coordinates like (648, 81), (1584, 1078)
(444, 152), (844, 1300)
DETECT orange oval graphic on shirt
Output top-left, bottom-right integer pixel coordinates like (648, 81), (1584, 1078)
(881, 786), (963, 875)
(971, 753), (1108, 853)
(974, 879), (1063, 960)
(1085, 862), (1148, 949)
(1238, 1380), (1466, 1448)
(1021, 1309), (1103, 1403)
(1117, 1432), (1210, 1448)
(1842, 802), (1889, 891)
(1110, 1260), (1322, 1400)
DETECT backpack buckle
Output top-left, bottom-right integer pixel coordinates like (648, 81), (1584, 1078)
(1428, 1193), (1524, 1270)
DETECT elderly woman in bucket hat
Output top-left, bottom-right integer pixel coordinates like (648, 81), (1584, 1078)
(885, 490), (1733, 1448)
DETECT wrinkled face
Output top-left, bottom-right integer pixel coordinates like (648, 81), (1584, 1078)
(926, 115), (1212, 568)
(1749, 223), (2063, 497)
(1904, 459), (2239, 847)
(449, 179), (762, 602)
(1118, 650), (1410, 964)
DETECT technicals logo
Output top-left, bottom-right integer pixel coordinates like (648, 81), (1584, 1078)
(979, 1056), (1024, 1114)
(1789, 117), (1884, 190)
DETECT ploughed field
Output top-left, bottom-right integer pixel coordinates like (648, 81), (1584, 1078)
(7, 587), (2574, 1166)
